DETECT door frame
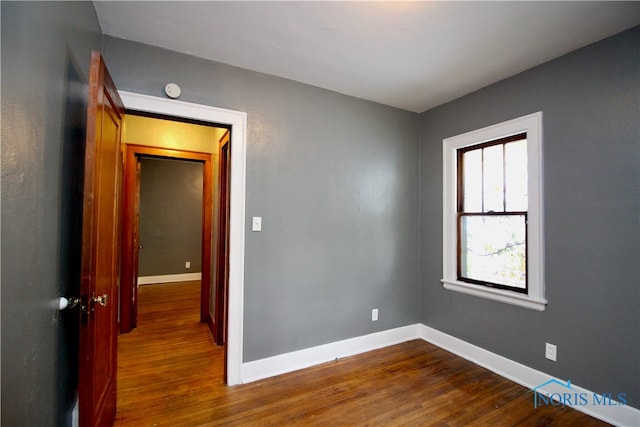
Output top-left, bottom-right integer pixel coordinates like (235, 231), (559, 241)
(119, 91), (246, 385)
(121, 144), (213, 333)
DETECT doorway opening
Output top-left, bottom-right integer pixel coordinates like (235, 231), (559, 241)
(119, 112), (232, 379)
(137, 156), (204, 321)
(137, 156), (203, 282)
(118, 91), (247, 386)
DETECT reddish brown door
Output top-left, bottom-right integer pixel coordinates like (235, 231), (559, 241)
(78, 51), (124, 427)
(215, 130), (231, 346)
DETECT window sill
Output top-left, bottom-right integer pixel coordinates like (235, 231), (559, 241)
(441, 279), (547, 311)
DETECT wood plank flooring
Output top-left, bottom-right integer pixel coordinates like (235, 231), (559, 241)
(115, 281), (609, 426)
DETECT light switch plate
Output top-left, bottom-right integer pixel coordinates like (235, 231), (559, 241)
(545, 343), (557, 361)
(252, 217), (262, 232)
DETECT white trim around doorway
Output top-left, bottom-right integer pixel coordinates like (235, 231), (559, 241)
(119, 91), (247, 385)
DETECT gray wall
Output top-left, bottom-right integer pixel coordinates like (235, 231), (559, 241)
(1, 1), (102, 425)
(419, 27), (639, 408)
(102, 36), (420, 362)
(139, 158), (203, 277)
(3, 2), (636, 423)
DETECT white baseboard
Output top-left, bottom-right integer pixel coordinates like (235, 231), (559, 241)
(418, 324), (640, 427)
(241, 324), (422, 384)
(137, 273), (202, 285)
(239, 323), (638, 426)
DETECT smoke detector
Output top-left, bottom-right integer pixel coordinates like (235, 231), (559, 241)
(164, 83), (181, 99)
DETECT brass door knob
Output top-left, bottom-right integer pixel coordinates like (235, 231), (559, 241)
(92, 293), (109, 307)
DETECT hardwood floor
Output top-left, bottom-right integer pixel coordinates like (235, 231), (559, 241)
(115, 281), (609, 426)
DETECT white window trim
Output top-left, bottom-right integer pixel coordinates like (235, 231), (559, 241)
(441, 112), (546, 311)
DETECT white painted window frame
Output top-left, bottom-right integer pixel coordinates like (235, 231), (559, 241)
(441, 112), (546, 311)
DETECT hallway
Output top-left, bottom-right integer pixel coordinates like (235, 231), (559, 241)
(115, 281), (224, 425)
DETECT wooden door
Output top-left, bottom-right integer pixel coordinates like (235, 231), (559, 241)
(78, 51), (124, 427)
(215, 130), (231, 346)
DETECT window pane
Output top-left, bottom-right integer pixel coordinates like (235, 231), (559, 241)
(505, 140), (528, 211)
(482, 145), (504, 212)
(460, 215), (526, 289)
(463, 150), (482, 212)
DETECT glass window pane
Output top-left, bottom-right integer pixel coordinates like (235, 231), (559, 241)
(505, 140), (528, 211)
(482, 145), (504, 212)
(462, 150), (482, 212)
(460, 215), (526, 289)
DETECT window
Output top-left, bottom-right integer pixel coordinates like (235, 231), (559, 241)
(442, 112), (546, 311)
(458, 133), (528, 292)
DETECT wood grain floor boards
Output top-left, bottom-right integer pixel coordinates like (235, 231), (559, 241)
(115, 281), (609, 426)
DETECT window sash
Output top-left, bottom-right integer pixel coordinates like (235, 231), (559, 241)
(457, 132), (527, 214)
(457, 212), (528, 293)
(456, 132), (528, 292)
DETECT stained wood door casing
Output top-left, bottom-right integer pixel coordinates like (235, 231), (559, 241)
(121, 144), (213, 333)
(132, 159), (142, 326)
(120, 155), (143, 333)
(79, 51), (124, 427)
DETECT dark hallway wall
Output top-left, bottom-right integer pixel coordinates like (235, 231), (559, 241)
(139, 158), (204, 277)
(1, 2), (102, 425)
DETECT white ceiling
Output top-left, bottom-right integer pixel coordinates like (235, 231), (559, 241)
(94, 1), (640, 113)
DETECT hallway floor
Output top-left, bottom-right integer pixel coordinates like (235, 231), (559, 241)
(115, 280), (224, 425)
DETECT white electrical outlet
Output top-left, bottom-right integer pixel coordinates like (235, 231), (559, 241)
(372, 308), (378, 321)
(545, 343), (557, 361)
(185, 261), (191, 269)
